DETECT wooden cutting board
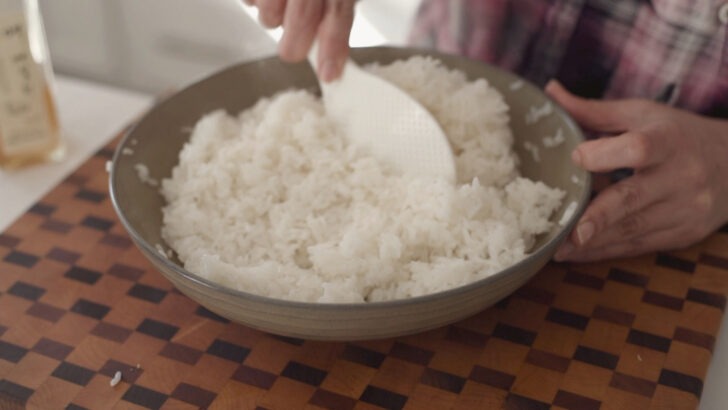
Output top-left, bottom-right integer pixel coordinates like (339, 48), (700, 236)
(1, 130), (727, 410)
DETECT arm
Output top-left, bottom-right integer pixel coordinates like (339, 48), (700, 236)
(546, 80), (728, 262)
(244, 0), (355, 81)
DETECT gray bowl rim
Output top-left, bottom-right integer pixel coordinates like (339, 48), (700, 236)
(109, 45), (592, 312)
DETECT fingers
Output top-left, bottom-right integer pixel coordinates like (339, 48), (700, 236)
(279, 0), (325, 62)
(554, 197), (689, 261)
(572, 130), (670, 173)
(316, 0), (355, 81)
(257, 0), (287, 28)
(565, 170), (670, 249)
(252, 0), (354, 81)
(545, 80), (653, 133)
(555, 226), (683, 262)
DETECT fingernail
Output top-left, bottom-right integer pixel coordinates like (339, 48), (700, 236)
(576, 221), (595, 245)
(545, 79), (564, 94)
(320, 59), (342, 82)
(554, 242), (574, 261)
(571, 148), (582, 166)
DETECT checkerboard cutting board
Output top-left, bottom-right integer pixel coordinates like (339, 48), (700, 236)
(1, 133), (727, 410)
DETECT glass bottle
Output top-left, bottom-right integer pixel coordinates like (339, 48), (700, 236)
(0, 0), (64, 169)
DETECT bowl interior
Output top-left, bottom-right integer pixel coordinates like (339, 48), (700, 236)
(110, 46), (590, 309)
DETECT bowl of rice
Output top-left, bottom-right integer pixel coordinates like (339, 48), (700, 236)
(110, 47), (590, 340)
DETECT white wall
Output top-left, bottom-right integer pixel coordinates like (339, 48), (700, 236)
(357, 0), (421, 45)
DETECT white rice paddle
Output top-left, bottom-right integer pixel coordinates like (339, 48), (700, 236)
(310, 50), (456, 184)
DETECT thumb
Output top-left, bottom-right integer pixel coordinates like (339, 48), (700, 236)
(545, 80), (643, 133)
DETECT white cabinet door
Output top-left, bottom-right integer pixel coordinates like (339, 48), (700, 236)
(117, 0), (276, 92)
(41, 0), (119, 80)
(39, 0), (422, 94)
(42, 0), (276, 93)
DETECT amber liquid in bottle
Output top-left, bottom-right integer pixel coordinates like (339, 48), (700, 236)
(0, 3), (64, 170)
(0, 85), (63, 169)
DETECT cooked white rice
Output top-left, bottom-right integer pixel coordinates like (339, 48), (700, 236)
(134, 163), (158, 187)
(160, 56), (564, 303)
(542, 127), (566, 148)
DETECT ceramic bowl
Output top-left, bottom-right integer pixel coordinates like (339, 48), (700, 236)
(109, 47), (590, 341)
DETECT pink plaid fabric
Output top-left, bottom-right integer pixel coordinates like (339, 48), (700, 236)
(409, 0), (728, 117)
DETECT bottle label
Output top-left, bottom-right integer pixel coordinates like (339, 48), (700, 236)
(0, 12), (56, 156)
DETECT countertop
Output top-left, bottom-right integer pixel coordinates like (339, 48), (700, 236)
(0, 75), (726, 409)
(0, 76), (154, 233)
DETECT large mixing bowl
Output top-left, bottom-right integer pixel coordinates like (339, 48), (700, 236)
(109, 47), (590, 341)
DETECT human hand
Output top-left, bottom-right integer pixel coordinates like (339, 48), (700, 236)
(243, 0), (355, 81)
(546, 80), (728, 262)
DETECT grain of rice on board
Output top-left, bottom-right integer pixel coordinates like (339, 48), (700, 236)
(160, 56), (565, 303)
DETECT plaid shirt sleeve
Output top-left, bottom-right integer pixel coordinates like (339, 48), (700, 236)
(409, 0), (728, 117)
